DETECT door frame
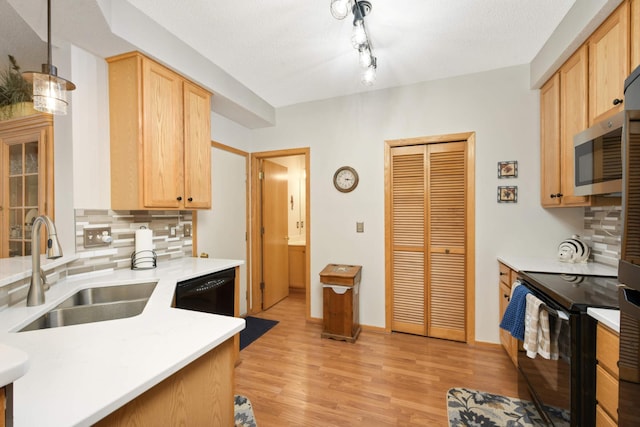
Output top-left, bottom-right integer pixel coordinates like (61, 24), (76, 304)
(384, 132), (476, 344)
(250, 147), (311, 319)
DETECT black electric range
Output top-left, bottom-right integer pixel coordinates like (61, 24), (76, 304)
(519, 271), (620, 312)
(516, 271), (620, 427)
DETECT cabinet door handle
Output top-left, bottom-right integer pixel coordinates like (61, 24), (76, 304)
(188, 197), (193, 202)
(177, 196), (183, 201)
(550, 193), (563, 198)
(613, 98), (623, 106)
(499, 271), (506, 276)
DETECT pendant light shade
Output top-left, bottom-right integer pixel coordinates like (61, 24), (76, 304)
(22, 0), (76, 115)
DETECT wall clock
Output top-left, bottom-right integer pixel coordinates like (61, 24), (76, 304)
(333, 166), (359, 193)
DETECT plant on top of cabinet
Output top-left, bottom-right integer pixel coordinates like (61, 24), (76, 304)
(107, 51), (211, 210)
(0, 55), (34, 120)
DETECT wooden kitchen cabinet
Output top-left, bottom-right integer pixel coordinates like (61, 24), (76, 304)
(96, 338), (234, 426)
(588, 1), (629, 125)
(0, 113), (55, 257)
(498, 262), (518, 367)
(633, 0), (640, 70)
(288, 244), (306, 289)
(540, 47), (591, 208)
(595, 322), (619, 426)
(107, 51), (211, 210)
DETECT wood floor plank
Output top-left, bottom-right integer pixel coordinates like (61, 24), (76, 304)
(234, 292), (528, 426)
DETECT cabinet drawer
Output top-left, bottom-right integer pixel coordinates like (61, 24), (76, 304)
(499, 263), (512, 286)
(596, 404), (617, 427)
(596, 365), (619, 422)
(597, 323), (619, 378)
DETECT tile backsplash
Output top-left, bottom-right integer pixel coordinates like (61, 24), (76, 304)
(71, 209), (193, 277)
(582, 206), (622, 267)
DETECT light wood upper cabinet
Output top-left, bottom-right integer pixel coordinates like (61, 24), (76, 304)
(559, 46), (591, 207)
(632, 0), (640, 71)
(540, 74), (562, 207)
(108, 51), (212, 210)
(540, 1), (634, 208)
(588, 1), (629, 125)
(183, 81), (212, 209)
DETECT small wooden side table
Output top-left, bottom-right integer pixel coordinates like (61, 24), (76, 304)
(320, 264), (362, 343)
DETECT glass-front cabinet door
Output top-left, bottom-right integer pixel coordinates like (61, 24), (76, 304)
(1, 114), (54, 258)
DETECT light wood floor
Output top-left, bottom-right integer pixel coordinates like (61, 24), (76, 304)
(234, 291), (528, 426)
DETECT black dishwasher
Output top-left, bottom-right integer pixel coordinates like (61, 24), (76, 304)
(174, 268), (235, 316)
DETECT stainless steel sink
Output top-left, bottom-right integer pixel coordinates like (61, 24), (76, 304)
(18, 282), (157, 332)
(55, 282), (157, 308)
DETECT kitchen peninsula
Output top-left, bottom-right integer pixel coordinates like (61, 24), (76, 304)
(0, 257), (244, 426)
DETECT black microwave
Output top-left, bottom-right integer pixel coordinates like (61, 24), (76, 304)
(573, 111), (624, 196)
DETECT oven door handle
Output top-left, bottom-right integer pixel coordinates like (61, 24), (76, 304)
(541, 303), (570, 320)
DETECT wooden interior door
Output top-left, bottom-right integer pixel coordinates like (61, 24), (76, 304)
(390, 145), (427, 335)
(427, 142), (466, 341)
(261, 159), (289, 309)
(389, 140), (468, 342)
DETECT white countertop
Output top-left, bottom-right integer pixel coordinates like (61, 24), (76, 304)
(0, 255), (79, 287)
(0, 257), (245, 427)
(587, 308), (620, 333)
(0, 343), (29, 388)
(497, 256), (618, 276)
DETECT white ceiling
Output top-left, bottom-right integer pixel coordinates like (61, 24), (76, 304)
(1, 0), (576, 108)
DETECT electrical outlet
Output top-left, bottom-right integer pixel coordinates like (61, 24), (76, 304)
(83, 226), (112, 248)
(184, 224), (192, 237)
(356, 222), (364, 233)
(170, 225), (177, 237)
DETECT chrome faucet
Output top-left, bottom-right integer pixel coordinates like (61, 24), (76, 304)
(26, 215), (63, 306)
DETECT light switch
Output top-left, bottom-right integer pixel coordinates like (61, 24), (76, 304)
(356, 222), (364, 233)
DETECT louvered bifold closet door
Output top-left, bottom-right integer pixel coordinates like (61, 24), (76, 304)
(427, 142), (466, 342)
(390, 145), (427, 335)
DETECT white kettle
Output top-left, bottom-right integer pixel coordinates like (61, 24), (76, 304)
(557, 235), (590, 263)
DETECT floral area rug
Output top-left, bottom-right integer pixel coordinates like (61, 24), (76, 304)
(235, 394), (258, 427)
(447, 388), (570, 427)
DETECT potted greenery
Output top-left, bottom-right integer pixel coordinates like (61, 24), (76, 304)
(0, 55), (34, 120)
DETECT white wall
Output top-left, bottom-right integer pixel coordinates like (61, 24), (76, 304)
(250, 64), (585, 343)
(64, 48), (585, 344)
(71, 45), (111, 210)
(197, 147), (248, 315)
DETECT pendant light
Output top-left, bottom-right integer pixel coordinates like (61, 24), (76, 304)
(22, 0), (76, 115)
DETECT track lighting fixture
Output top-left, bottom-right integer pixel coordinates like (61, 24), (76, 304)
(330, 0), (377, 86)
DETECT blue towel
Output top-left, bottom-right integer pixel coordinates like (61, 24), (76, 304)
(499, 283), (531, 341)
